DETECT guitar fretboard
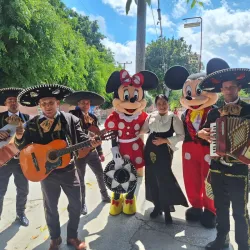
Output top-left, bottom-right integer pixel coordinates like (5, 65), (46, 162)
(56, 137), (99, 157)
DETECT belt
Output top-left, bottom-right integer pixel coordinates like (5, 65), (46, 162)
(118, 136), (140, 143)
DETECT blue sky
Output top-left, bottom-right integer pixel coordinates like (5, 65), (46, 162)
(62, 0), (250, 74)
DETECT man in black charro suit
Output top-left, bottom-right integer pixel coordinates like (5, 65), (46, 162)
(198, 58), (250, 250)
(64, 91), (110, 215)
(14, 85), (101, 250)
(0, 88), (29, 226)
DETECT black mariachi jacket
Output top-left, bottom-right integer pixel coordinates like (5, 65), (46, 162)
(70, 109), (103, 156)
(202, 100), (250, 175)
(0, 111), (29, 129)
(14, 112), (89, 171)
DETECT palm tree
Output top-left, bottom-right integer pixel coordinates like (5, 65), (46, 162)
(125, 0), (204, 72)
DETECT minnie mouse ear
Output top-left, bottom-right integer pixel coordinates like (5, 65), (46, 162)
(139, 71), (159, 90)
(106, 71), (121, 93)
(164, 66), (189, 90)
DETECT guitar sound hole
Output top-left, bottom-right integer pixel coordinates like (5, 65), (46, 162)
(48, 151), (58, 161)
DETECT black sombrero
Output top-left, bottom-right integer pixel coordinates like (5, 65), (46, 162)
(64, 91), (105, 106)
(17, 84), (74, 107)
(199, 58), (250, 92)
(103, 159), (137, 194)
(0, 88), (24, 106)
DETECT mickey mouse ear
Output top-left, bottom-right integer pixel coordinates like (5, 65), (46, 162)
(164, 66), (189, 90)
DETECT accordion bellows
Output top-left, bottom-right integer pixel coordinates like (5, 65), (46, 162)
(215, 116), (250, 164)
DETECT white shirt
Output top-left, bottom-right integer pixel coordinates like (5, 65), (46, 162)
(225, 97), (240, 105)
(39, 111), (60, 120)
(141, 111), (185, 151)
(8, 111), (20, 117)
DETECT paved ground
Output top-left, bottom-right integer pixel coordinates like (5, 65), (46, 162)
(0, 136), (240, 250)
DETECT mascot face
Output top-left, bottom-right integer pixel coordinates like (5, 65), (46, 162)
(113, 84), (146, 115)
(106, 69), (158, 115)
(180, 77), (218, 111)
(164, 67), (218, 111)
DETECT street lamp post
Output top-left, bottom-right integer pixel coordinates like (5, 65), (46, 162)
(183, 17), (203, 72)
(117, 61), (132, 70)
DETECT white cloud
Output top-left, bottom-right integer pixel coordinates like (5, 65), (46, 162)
(102, 0), (137, 16)
(102, 38), (136, 74)
(172, 0), (211, 19)
(147, 8), (174, 28)
(102, 0), (174, 35)
(239, 56), (250, 64)
(178, 2), (250, 68)
(72, 7), (85, 16)
(172, 0), (188, 19)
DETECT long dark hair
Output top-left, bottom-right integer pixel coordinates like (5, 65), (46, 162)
(155, 94), (168, 104)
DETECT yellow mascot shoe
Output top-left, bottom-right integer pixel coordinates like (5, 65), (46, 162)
(137, 168), (144, 177)
(109, 193), (124, 216)
(123, 195), (136, 215)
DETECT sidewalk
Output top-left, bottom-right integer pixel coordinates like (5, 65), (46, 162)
(0, 140), (238, 250)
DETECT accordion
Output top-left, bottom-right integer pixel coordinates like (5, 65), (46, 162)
(210, 116), (250, 165)
(0, 124), (20, 167)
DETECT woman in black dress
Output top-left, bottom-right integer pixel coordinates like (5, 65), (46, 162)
(141, 95), (188, 224)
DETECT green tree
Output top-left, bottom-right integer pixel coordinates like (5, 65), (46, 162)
(168, 90), (182, 110)
(49, 0), (106, 51)
(0, 0), (89, 88)
(145, 37), (199, 95)
(216, 90), (250, 107)
(0, 0), (119, 99)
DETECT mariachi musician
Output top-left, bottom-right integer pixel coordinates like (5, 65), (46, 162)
(198, 58), (250, 250)
(64, 91), (110, 216)
(0, 88), (29, 226)
(14, 84), (101, 250)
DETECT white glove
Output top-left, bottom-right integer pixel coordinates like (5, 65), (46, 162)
(111, 146), (124, 168)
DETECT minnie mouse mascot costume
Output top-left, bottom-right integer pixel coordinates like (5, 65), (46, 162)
(164, 64), (220, 228)
(104, 70), (158, 216)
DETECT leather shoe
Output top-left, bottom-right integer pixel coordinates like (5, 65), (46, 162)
(81, 204), (87, 215)
(49, 237), (62, 250)
(102, 195), (111, 203)
(164, 212), (173, 225)
(16, 214), (29, 227)
(205, 238), (230, 250)
(150, 207), (162, 218)
(67, 238), (86, 250)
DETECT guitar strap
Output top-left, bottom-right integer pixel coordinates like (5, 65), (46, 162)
(60, 114), (78, 158)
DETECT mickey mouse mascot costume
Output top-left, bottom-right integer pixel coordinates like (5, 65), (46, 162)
(104, 69), (158, 216)
(164, 65), (219, 228)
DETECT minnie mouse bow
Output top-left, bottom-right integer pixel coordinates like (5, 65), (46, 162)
(120, 70), (144, 88)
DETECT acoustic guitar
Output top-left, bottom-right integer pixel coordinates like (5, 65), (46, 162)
(19, 130), (117, 182)
(78, 125), (101, 159)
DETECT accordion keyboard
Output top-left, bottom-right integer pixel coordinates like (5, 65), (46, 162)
(210, 122), (218, 156)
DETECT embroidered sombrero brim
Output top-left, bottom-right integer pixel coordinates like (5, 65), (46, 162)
(199, 68), (250, 93)
(103, 159), (137, 194)
(64, 91), (105, 106)
(17, 84), (74, 107)
(0, 88), (24, 106)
